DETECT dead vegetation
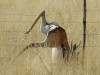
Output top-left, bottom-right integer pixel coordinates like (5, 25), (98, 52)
(0, 0), (100, 75)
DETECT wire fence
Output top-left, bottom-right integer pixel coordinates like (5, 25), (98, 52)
(0, 10), (100, 47)
(0, 10), (100, 16)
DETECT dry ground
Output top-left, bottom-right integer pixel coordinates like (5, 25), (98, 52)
(0, 0), (100, 75)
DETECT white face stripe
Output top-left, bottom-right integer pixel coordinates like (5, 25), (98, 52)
(49, 25), (58, 30)
(45, 24), (58, 33)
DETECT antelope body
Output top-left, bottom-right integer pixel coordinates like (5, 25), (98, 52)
(14, 10), (72, 63)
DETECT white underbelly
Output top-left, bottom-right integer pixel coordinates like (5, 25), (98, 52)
(52, 46), (63, 62)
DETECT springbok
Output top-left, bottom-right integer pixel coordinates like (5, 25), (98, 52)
(15, 10), (70, 62)
(14, 10), (80, 63)
(24, 26), (70, 62)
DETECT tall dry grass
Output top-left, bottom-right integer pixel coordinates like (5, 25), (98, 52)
(0, 0), (100, 75)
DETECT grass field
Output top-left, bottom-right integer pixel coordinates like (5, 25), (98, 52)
(0, 0), (100, 75)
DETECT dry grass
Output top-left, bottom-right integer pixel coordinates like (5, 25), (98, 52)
(0, 0), (100, 75)
(1, 49), (100, 75)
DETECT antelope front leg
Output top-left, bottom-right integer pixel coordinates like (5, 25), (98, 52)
(10, 42), (47, 63)
(21, 42), (47, 56)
